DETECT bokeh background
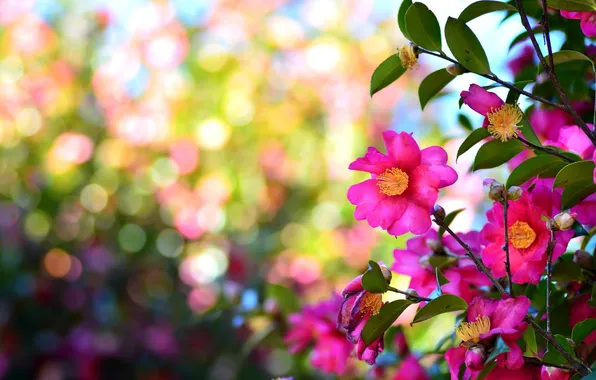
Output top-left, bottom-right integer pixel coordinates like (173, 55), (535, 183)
(0, 0), (545, 379)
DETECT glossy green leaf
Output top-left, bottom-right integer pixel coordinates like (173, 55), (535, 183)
(518, 114), (541, 147)
(362, 260), (389, 293)
(419, 68), (454, 110)
(572, 221), (589, 238)
(370, 54), (406, 96)
(458, 114), (473, 131)
(428, 255), (458, 269)
(543, 334), (576, 365)
(445, 17), (491, 74)
(411, 294), (467, 324)
(523, 326), (538, 357)
(553, 161), (594, 188)
(486, 336), (510, 363)
(436, 267), (449, 286)
(457, 128), (490, 161)
(540, 50), (595, 73)
(562, 182), (596, 209)
(459, 1), (517, 23)
(473, 139), (524, 171)
(362, 300), (413, 345)
(546, 0), (596, 12)
(572, 318), (596, 344)
(405, 3), (442, 52)
(506, 156), (566, 188)
(552, 254), (584, 282)
(397, 0), (413, 40)
(438, 208), (465, 238)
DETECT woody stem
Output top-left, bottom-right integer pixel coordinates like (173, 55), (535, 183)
(387, 286), (431, 302)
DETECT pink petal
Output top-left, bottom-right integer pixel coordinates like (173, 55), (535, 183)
(445, 347), (468, 380)
(387, 202), (432, 236)
(489, 296), (530, 332)
(367, 197), (408, 230)
(349, 146), (394, 174)
(581, 13), (596, 37)
(460, 84), (504, 116)
(561, 10), (583, 20)
(467, 296), (498, 321)
(382, 131), (421, 172)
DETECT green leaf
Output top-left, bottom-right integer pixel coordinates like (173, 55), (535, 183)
(546, 0), (596, 12)
(589, 283), (596, 307)
(362, 300), (413, 345)
(411, 294), (467, 324)
(509, 28), (541, 51)
(458, 114), (473, 131)
(457, 128), (490, 161)
(553, 161), (594, 188)
(552, 254), (584, 282)
(572, 318), (596, 344)
(445, 17), (491, 74)
(506, 156), (566, 188)
(543, 334), (576, 365)
(266, 284), (300, 315)
(572, 221), (589, 238)
(419, 68), (455, 110)
(540, 50), (595, 73)
(362, 260), (389, 293)
(486, 336), (511, 363)
(436, 267), (449, 286)
(438, 208), (465, 238)
(370, 55), (406, 96)
(459, 1), (517, 23)
(405, 3), (442, 52)
(580, 373), (596, 380)
(562, 182), (596, 209)
(397, 0), (413, 40)
(428, 255), (458, 269)
(518, 114), (541, 147)
(523, 326), (538, 357)
(473, 139), (524, 171)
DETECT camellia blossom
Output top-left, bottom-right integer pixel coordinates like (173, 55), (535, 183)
(347, 131), (457, 236)
(393, 355), (430, 380)
(285, 294), (353, 375)
(507, 45), (536, 76)
(545, 124), (595, 160)
(570, 294), (596, 345)
(561, 11), (596, 37)
(460, 84), (523, 142)
(337, 263), (392, 364)
(480, 181), (574, 284)
(392, 229), (491, 303)
(445, 296), (530, 379)
(529, 108), (574, 141)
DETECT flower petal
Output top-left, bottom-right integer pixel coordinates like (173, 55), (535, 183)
(382, 131), (421, 172)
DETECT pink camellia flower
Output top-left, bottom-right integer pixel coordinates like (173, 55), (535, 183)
(337, 263), (392, 365)
(485, 364), (541, 380)
(285, 294), (354, 375)
(545, 124), (595, 160)
(480, 181), (574, 284)
(561, 11), (596, 37)
(445, 296), (530, 379)
(460, 84), (522, 142)
(541, 366), (571, 380)
(347, 131), (457, 236)
(508, 45), (536, 76)
(393, 355), (430, 380)
(570, 294), (596, 345)
(392, 229), (491, 303)
(529, 108), (574, 141)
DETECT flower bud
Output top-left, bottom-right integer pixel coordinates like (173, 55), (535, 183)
(488, 184), (505, 202)
(507, 186), (523, 200)
(465, 345), (486, 371)
(574, 249), (593, 270)
(541, 365), (571, 380)
(433, 205), (446, 220)
(397, 44), (418, 70)
(379, 262), (393, 283)
(405, 289), (420, 302)
(446, 63), (468, 76)
(552, 212), (576, 231)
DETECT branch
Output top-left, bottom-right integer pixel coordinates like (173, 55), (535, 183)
(546, 229), (555, 334)
(516, 0), (596, 147)
(387, 286), (431, 302)
(516, 136), (577, 163)
(502, 191), (514, 295)
(524, 356), (575, 372)
(415, 46), (566, 110)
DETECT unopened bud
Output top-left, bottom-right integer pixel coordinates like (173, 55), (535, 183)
(465, 345), (486, 371)
(553, 212), (576, 231)
(446, 63), (468, 76)
(379, 262), (393, 283)
(405, 289), (420, 302)
(433, 205), (446, 220)
(484, 179), (505, 202)
(507, 186), (523, 200)
(574, 250), (593, 269)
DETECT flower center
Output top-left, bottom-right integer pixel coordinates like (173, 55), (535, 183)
(376, 168), (409, 196)
(398, 44), (418, 70)
(508, 220), (536, 249)
(487, 104), (523, 142)
(360, 292), (383, 315)
(455, 316), (491, 344)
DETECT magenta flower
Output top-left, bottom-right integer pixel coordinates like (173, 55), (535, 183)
(529, 108), (574, 141)
(285, 295), (353, 375)
(561, 10), (596, 37)
(445, 296), (530, 379)
(347, 131), (457, 236)
(545, 124), (595, 160)
(507, 45), (536, 76)
(392, 229), (491, 303)
(337, 265), (391, 364)
(460, 84), (522, 141)
(570, 294), (596, 345)
(393, 355), (430, 380)
(480, 182), (574, 284)
(541, 366), (571, 380)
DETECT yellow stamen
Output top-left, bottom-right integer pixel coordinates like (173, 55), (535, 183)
(487, 104), (523, 142)
(376, 168), (409, 196)
(360, 292), (383, 315)
(508, 220), (536, 249)
(398, 44), (418, 70)
(455, 316), (491, 343)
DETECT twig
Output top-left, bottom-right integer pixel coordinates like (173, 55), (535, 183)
(524, 357), (575, 372)
(546, 228), (555, 334)
(516, 136), (577, 163)
(539, 0), (555, 73)
(415, 46), (566, 110)
(387, 286), (431, 302)
(516, 0), (596, 147)
(502, 191), (514, 295)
